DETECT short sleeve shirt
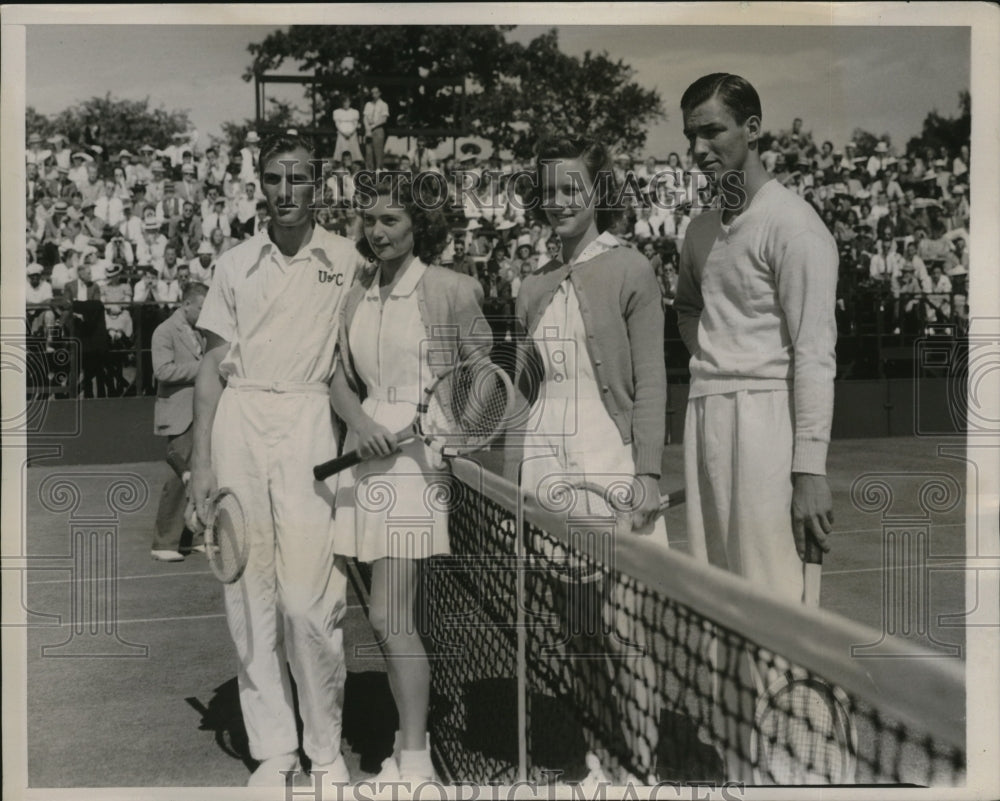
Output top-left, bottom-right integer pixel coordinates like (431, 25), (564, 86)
(197, 226), (357, 383)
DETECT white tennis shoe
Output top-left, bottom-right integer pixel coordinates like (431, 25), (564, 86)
(247, 752), (300, 786)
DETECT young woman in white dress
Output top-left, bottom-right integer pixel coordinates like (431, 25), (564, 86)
(331, 174), (487, 784)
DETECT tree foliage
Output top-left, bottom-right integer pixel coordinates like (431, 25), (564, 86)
(905, 90), (970, 157)
(240, 25), (663, 158)
(25, 94), (191, 156)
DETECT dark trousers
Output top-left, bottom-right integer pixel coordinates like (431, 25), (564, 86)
(152, 425), (200, 551)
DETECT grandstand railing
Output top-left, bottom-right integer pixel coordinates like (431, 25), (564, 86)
(25, 288), (967, 400)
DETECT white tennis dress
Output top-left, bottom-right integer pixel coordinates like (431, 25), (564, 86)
(334, 260), (452, 563)
(520, 236), (669, 545)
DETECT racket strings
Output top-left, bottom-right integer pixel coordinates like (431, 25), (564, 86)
(424, 362), (511, 447)
(209, 491), (248, 583)
(758, 681), (854, 783)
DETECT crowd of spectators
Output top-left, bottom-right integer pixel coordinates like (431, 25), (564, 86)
(23, 113), (971, 396)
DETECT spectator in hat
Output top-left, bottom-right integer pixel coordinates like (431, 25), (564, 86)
(176, 163), (203, 207)
(134, 144), (157, 186)
(79, 198), (106, 241)
(106, 232), (136, 269)
(946, 236), (968, 277)
(189, 239), (216, 285)
(50, 164), (78, 200)
(168, 201), (204, 261)
(243, 198), (269, 239)
(150, 281), (208, 561)
(101, 260), (133, 304)
(892, 256), (929, 334)
(924, 264), (952, 323)
(363, 86), (390, 171)
(68, 151), (92, 190)
(145, 160), (168, 205)
(132, 262), (169, 305)
(136, 217), (169, 269)
(156, 181), (183, 229)
(49, 133), (72, 170)
(26, 132), (51, 166)
(43, 200), (69, 246)
(511, 237), (537, 276)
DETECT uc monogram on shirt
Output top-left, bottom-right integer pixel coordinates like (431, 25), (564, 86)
(318, 270), (345, 285)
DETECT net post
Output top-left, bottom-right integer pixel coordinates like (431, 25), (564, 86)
(515, 466), (528, 783)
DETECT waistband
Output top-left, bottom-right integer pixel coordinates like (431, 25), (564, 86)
(226, 377), (329, 395)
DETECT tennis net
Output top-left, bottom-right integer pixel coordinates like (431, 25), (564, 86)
(405, 458), (966, 787)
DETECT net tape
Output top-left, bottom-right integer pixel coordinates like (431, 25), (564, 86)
(404, 460), (963, 786)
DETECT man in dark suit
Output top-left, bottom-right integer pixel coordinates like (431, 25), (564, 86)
(150, 282), (208, 561)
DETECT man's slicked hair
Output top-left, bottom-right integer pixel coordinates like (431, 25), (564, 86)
(680, 73), (762, 125)
(258, 132), (319, 178)
(183, 282), (209, 302)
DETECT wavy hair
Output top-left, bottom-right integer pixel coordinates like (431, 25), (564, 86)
(354, 172), (449, 265)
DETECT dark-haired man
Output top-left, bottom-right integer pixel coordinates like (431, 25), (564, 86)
(190, 134), (357, 787)
(676, 72), (837, 598)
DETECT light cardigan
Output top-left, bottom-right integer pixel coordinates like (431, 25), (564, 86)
(674, 179), (838, 475)
(336, 260), (488, 398)
(513, 240), (666, 478)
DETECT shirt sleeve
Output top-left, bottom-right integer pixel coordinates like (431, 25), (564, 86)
(195, 258), (236, 343)
(773, 226), (838, 475)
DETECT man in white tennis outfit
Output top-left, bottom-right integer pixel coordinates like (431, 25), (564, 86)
(675, 73), (837, 599)
(674, 71), (838, 783)
(190, 133), (358, 787)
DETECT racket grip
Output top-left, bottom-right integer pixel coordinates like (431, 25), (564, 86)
(313, 450), (363, 481)
(804, 530), (824, 565)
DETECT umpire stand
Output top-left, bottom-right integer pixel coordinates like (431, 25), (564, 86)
(253, 72), (469, 161)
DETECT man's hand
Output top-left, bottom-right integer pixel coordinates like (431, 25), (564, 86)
(629, 474), (662, 532)
(791, 472), (834, 558)
(189, 461), (217, 529)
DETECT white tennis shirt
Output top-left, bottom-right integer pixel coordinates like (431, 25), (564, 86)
(197, 225), (358, 384)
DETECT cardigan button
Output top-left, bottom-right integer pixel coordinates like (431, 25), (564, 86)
(602, 386), (609, 393)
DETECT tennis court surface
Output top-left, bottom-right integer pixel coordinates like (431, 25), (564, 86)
(20, 436), (968, 788)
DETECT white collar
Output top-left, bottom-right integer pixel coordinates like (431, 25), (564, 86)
(365, 258), (427, 300)
(571, 230), (620, 268)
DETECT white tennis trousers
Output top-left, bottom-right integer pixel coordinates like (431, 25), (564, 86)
(212, 379), (347, 764)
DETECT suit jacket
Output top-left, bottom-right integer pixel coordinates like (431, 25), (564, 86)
(61, 280), (103, 302)
(151, 307), (204, 436)
(168, 215), (204, 260)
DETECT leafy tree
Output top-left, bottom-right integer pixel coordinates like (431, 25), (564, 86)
(238, 26), (663, 159)
(218, 99), (306, 155)
(905, 91), (970, 158)
(26, 94), (191, 159)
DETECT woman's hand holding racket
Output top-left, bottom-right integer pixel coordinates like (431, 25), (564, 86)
(314, 357), (514, 481)
(629, 474), (663, 530)
(189, 461), (217, 532)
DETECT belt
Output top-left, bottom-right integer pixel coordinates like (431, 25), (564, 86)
(227, 377), (329, 395)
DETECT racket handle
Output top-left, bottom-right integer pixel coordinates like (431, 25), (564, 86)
(803, 531), (824, 607)
(313, 449), (363, 481)
(658, 488), (686, 512)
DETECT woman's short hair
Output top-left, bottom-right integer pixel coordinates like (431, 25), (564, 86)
(680, 73), (762, 125)
(355, 173), (449, 265)
(533, 136), (622, 234)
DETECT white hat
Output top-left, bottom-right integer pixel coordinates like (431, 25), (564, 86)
(465, 219), (481, 232)
(71, 151), (94, 163)
(105, 262), (123, 277)
(118, 149), (134, 159)
(28, 132), (43, 144)
(875, 142), (889, 154)
(245, 131), (261, 144)
(181, 163), (196, 174)
(197, 240), (214, 256)
(495, 220), (516, 232)
(139, 143), (156, 153)
(27, 262), (44, 276)
(516, 234), (532, 249)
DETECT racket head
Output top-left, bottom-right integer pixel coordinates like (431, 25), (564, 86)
(416, 358), (514, 456)
(205, 487), (249, 584)
(750, 672), (857, 785)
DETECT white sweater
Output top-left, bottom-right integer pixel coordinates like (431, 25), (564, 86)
(675, 180), (838, 475)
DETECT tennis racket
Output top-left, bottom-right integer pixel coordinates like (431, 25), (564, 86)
(750, 535), (857, 784)
(203, 487), (249, 584)
(314, 356), (515, 481)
